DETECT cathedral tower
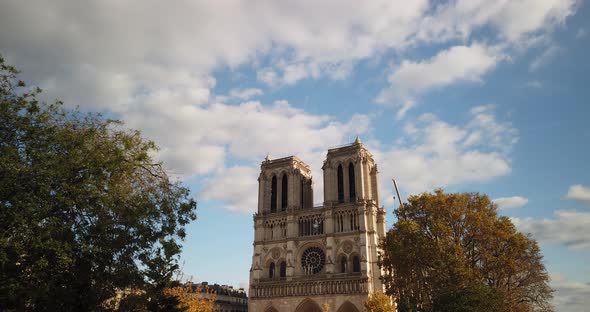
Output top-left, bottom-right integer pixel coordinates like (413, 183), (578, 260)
(249, 139), (387, 312)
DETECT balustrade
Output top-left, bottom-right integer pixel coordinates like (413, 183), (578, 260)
(250, 277), (368, 298)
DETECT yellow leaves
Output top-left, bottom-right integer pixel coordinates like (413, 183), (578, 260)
(364, 293), (394, 312)
(164, 282), (218, 312)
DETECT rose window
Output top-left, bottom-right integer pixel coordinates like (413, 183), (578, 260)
(301, 247), (325, 274)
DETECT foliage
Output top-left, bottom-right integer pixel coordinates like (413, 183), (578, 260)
(380, 189), (553, 312)
(432, 284), (506, 312)
(364, 292), (394, 312)
(164, 282), (217, 312)
(0, 55), (197, 311)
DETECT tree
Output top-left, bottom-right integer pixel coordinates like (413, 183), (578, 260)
(432, 284), (506, 312)
(164, 282), (217, 312)
(364, 293), (394, 312)
(0, 55), (197, 311)
(380, 189), (553, 312)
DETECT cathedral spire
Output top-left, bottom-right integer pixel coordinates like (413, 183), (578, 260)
(354, 135), (361, 144)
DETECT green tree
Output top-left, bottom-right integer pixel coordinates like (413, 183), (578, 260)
(432, 284), (506, 312)
(364, 293), (394, 312)
(0, 56), (197, 311)
(380, 189), (553, 312)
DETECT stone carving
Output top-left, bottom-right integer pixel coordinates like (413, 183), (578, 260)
(343, 241), (353, 254)
(271, 248), (281, 260)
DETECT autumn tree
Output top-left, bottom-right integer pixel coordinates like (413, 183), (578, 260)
(0, 55), (197, 311)
(364, 293), (394, 312)
(164, 282), (217, 312)
(431, 284), (506, 312)
(380, 189), (553, 312)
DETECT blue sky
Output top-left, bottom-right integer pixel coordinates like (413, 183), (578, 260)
(1, 1), (589, 310)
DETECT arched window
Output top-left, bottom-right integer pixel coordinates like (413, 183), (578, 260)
(352, 256), (360, 273)
(348, 163), (356, 201)
(280, 261), (286, 278)
(270, 176), (277, 213)
(269, 262), (275, 278)
(337, 164), (344, 202)
(281, 175), (288, 210)
(340, 256), (347, 273)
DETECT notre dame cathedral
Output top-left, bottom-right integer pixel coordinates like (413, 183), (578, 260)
(248, 137), (387, 312)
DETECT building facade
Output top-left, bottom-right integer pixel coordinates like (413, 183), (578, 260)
(248, 138), (387, 312)
(197, 282), (248, 312)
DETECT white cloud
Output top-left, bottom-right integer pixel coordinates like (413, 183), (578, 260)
(376, 44), (504, 118)
(257, 60), (355, 86)
(201, 166), (259, 213)
(565, 184), (590, 206)
(493, 196), (529, 209)
(215, 88), (263, 102)
(465, 105), (519, 152)
(488, 0), (576, 43)
(529, 45), (564, 71)
(125, 98), (369, 175)
(256, 68), (280, 87)
(372, 105), (517, 205)
(513, 211), (590, 250)
(551, 273), (590, 312)
(416, 0), (577, 43)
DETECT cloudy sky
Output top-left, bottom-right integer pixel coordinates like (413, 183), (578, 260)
(1, 0), (589, 310)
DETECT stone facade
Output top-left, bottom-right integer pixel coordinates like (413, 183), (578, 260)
(249, 138), (387, 312)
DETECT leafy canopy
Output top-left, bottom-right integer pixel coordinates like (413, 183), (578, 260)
(364, 292), (395, 312)
(0, 55), (197, 311)
(164, 283), (217, 312)
(380, 189), (553, 312)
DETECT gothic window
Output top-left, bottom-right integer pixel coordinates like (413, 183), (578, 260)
(301, 247), (325, 275)
(352, 256), (360, 273)
(269, 262), (275, 278)
(348, 163), (356, 201)
(334, 210), (358, 233)
(281, 175), (288, 210)
(337, 214), (343, 232)
(280, 261), (286, 278)
(270, 176), (277, 213)
(340, 256), (347, 273)
(298, 215), (324, 236)
(337, 164), (344, 202)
